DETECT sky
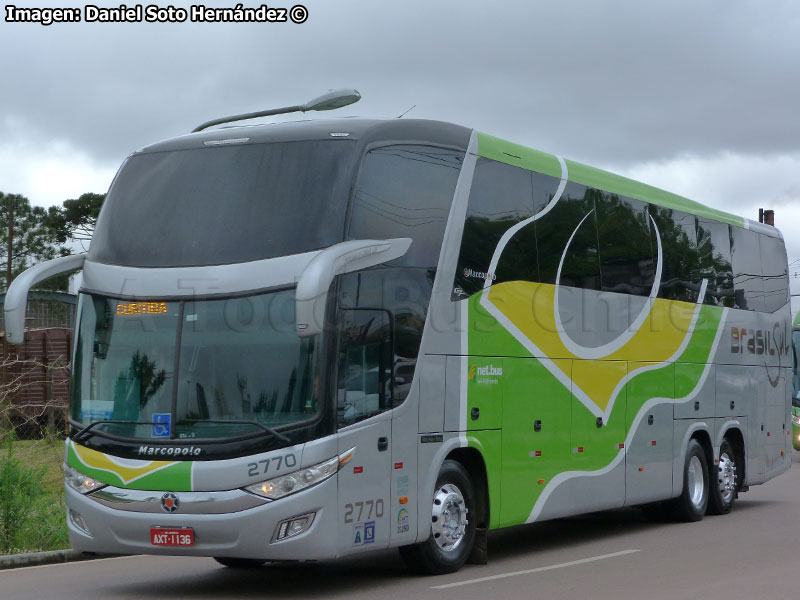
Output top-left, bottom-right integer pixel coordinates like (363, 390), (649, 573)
(1, 0), (799, 312)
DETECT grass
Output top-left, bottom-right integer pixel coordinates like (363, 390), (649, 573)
(0, 434), (69, 555)
(11, 438), (66, 491)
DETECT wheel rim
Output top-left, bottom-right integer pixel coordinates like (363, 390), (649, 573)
(717, 451), (737, 504)
(431, 483), (469, 552)
(687, 455), (705, 509)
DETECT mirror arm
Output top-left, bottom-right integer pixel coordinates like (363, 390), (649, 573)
(4, 253), (87, 344)
(295, 239), (411, 337)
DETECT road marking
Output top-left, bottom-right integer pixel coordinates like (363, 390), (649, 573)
(431, 549), (640, 589)
(0, 555), (138, 574)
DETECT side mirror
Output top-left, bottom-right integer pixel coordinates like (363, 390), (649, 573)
(4, 253), (86, 344)
(295, 238), (411, 337)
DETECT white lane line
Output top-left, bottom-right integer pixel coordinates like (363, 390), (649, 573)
(431, 549), (640, 589)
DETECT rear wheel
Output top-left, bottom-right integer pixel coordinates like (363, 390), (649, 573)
(669, 439), (709, 522)
(707, 438), (740, 515)
(213, 557), (266, 568)
(399, 460), (476, 575)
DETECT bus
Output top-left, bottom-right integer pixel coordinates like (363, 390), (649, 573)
(5, 114), (793, 575)
(792, 312), (800, 450)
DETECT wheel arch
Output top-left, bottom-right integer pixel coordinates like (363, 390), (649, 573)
(674, 421), (713, 497)
(690, 428), (714, 464)
(445, 447), (490, 529)
(717, 424), (746, 485)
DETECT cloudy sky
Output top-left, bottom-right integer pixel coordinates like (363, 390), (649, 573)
(2, 0), (799, 310)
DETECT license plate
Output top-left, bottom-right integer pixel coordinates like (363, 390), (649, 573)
(150, 527), (195, 547)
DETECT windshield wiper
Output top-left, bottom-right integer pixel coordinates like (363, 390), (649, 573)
(179, 419), (292, 444)
(72, 419), (154, 443)
(72, 418), (292, 445)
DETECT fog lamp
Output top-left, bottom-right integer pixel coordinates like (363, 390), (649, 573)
(69, 509), (92, 536)
(273, 512), (316, 542)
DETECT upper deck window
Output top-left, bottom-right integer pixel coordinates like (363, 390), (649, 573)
(89, 140), (355, 267)
(347, 145), (463, 268)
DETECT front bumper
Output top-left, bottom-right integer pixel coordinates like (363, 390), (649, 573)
(66, 476), (339, 560)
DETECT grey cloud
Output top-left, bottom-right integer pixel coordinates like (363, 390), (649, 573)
(3, 0), (800, 171)
(773, 184), (800, 207)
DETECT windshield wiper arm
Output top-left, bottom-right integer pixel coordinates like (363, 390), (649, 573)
(72, 418), (292, 445)
(72, 419), (153, 443)
(179, 419), (292, 444)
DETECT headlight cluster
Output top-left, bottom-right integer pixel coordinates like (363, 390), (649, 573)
(792, 414), (800, 426)
(64, 465), (106, 494)
(244, 452), (347, 501)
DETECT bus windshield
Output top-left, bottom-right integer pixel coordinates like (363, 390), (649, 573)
(71, 289), (320, 441)
(89, 140), (355, 267)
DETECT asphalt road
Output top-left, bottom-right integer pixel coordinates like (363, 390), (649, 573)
(3, 454), (799, 600)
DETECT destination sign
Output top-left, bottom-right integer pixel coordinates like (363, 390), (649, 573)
(116, 301), (168, 316)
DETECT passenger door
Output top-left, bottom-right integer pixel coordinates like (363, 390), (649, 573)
(335, 309), (393, 553)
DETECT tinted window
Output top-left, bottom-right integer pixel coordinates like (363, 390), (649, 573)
(596, 195), (654, 296)
(649, 208), (700, 303)
(336, 309), (393, 427)
(338, 267), (433, 408)
(494, 172), (561, 289)
(537, 182), (601, 290)
(90, 141), (355, 267)
(348, 145), (463, 268)
(760, 234), (789, 313)
(696, 218), (734, 307)
(454, 158), (549, 298)
(730, 227), (765, 311)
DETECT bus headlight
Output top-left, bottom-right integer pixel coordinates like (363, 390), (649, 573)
(65, 465), (106, 494)
(244, 449), (354, 501)
(791, 414), (800, 426)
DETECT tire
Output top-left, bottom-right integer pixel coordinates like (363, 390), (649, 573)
(669, 439), (709, 522)
(399, 460), (477, 575)
(213, 557), (266, 568)
(707, 438), (740, 515)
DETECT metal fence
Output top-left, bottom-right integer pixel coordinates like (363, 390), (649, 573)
(0, 292), (76, 437)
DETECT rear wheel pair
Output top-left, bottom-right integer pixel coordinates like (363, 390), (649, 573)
(668, 438), (740, 521)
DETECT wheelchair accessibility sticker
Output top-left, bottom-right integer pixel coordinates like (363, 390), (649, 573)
(152, 413), (171, 438)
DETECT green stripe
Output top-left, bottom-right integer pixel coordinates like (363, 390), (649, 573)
(67, 444), (193, 491)
(467, 291), (725, 527)
(476, 132), (563, 178)
(564, 160), (745, 228)
(476, 131), (746, 229)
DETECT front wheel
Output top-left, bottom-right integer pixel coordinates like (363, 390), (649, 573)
(399, 460), (476, 575)
(707, 438), (740, 515)
(669, 439), (709, 522)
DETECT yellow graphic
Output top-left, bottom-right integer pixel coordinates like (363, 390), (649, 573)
(71, 442), (177, 485)
(486, 281), (696, 411)
(468, 364), (476, 380)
